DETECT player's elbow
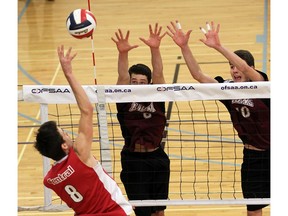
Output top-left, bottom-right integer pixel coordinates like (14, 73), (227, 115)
(87, 104), (94, 114)
(239, 63), (251, 73)
(82, 104), (94, 116)
(191, 71), (204, 83)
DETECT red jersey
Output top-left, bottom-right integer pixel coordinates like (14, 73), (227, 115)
(215, 71), (270, 150)
(44, 148), (133, 216)
(117, 102), (166, 151)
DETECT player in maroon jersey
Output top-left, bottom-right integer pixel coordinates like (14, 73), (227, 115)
(167, 21), (270, 216)
(112, 23), (170, 216)
(34, 45), (133, 216)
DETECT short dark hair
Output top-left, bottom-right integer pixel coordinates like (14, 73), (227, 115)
(128, 63), (152, 84)
(34, 121), (66, 161)
(234, 50), (255, 67)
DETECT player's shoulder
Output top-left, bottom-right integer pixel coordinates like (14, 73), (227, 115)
(214, 76), (233, 83)
(256, 70), (269, 81)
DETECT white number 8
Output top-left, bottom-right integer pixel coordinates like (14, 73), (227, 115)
(65, 185), (83, 202)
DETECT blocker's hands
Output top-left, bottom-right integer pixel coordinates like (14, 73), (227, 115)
(167, 20), (192, 48)
(139, 23), (166, 48)
(111, 29), (139, 53)
(199, 21), (221, 49)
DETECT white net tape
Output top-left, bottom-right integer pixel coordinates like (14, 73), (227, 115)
(20, 82), (270, 104)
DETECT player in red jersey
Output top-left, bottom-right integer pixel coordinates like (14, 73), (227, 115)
(34, 45), (133, 216)
(167, 21), (270, 216)
(111, 23), (170, 216)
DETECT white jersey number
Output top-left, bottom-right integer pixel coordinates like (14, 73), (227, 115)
(236, 106), (250, 118)
(65, 185), (83, 202)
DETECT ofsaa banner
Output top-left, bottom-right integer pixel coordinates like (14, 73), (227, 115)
(21, 82), (270, 104)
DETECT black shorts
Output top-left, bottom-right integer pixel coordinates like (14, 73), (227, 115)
(120, 147), (170, 216)
(241, 148), (270, 211)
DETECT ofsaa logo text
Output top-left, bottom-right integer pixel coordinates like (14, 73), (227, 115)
(31, 88), (71, 94)
(156, 85), (195, 91)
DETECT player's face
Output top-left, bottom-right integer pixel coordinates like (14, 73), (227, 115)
(130, 73), (149, 85)
(229, 64), (249, 82)
(58, 127), (73, 148)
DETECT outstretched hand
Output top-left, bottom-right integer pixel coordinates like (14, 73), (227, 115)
(167, 20), (192, 48)
(57, 45), (77, 76)
(111, 29), (139, 53)
(199, 21), (221, 49)
(139, 23), (166, 48)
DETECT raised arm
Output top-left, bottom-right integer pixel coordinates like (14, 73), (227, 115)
(112, 29), (139, 85)
(167, 21), (216, 83)
(57, 45), (94, 164)
(199, 21), (264, 81)
(140, 23), (166, 84)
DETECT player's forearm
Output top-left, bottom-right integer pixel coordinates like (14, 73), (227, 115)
(117, 52), (130, 84)
(181, 45), (202, 81)
(214, 45), (248, 71)
(65, 74), (93, 115)
(181, 45), (216, 83)
(151, 47), (165, 84)
(215, 45), (264, 81)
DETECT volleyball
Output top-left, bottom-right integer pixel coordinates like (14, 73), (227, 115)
(66, 9), (97, 39)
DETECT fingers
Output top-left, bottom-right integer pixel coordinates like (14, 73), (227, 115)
(186, 29), (193, 37)
(216, 23), (220, 33)
(199, 22), (211, 34)
(168, 21), (176, 32)
(149, 23), (165, 37)
(199, 38), (205, 44)
(149, 24), (153, 35)
(57, 45), (63, 57)
(171, 20), (182, 31)
(159, 31), (167, 40)
(154, 23), (159, 34)
(111, 29), (130, 42)
(115, 29), (121, 40)
(57, 45), (65, 59)
(124, 30), (130, 40)
(170, 21), (177, 30)
(200, 27), (207, 34)
(66, 47), (72, 57)
(111, 29), (121, 43)
(199, 21), (219, 35)
(166, 22), (176, 36)
(139, 37), (145, 43)
(57, 45), (77, 61)
(111, 37), (117, 43)
(158, 26), (163, 35)
(206, 22), (211, 31)
(210, 21), (220, 33)
(166, 31), (172, 38)
(70, 50), (77, 60)
(167, 20), (183, 37)
(176, 21), (182, 30)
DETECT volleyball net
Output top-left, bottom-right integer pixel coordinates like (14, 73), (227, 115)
(18, 81), (270, 211)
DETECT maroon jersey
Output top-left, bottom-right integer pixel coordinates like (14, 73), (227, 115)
(44, 148), (133, 216)
(215, 71), (270, 150)
(117, 102), (166, 151)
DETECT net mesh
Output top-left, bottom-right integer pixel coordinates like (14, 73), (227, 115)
(18, 82), (270, 211)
